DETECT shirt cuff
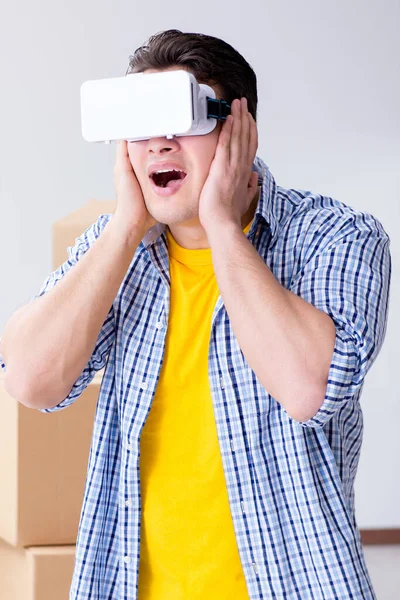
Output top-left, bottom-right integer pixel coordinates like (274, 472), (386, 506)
(296, 324), (362, 428)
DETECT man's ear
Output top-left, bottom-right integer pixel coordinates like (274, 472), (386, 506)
(247, 170), (259, 199)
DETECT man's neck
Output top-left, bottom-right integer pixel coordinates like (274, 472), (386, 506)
(167, 188), (260, 250)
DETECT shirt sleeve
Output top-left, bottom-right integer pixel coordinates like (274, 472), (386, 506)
(287, 207), (391, 428)
(0, 213), (116, 413)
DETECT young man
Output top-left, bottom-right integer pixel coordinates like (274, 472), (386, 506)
(0, 29), (391, 600)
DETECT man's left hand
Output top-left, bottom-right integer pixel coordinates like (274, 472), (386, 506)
(199, 97), (259, 232)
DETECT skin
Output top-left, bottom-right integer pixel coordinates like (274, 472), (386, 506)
(127, 65), (260, 249)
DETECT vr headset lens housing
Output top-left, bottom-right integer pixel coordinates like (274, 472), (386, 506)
(80, 70), (231, 143)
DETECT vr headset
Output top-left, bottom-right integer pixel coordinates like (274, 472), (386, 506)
(80, 69), (231, 143)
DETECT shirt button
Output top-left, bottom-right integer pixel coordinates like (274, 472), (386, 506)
(127, 443), (133, 451)
(123, 556), (131, 564)
(140, 381), (148, 390)
(252, 562), (258, 575)
(125, 499), (133, 508)
(220, 378), (225, 389)
(156, 321), (164, 330)
(240, 501), (246, 514)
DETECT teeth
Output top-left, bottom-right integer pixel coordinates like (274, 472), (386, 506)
(153, 169), (185, 175)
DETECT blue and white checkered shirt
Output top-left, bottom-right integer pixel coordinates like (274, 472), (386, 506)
(0, 156), (391, 599)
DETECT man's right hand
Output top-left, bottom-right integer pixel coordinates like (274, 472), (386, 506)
(113, 140), (158, 237)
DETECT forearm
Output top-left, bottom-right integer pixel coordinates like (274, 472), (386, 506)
(207, 222), (336, 422)
(1, 216), (142, 407)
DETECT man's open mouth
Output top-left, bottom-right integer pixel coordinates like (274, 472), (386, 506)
(150, 169), (187, 188)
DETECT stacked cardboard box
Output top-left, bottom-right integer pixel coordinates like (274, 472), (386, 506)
(0, 200), (115, 599)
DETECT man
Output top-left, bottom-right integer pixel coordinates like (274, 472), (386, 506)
(0, 29), (391, 600)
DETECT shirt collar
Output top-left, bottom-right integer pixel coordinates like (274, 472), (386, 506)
(141, 155), (278, 249)
(252, 155), (279, 240)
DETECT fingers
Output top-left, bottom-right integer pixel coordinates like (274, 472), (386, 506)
(247, 106), (258, 163)
(228, 97), (257, 170)
(241, 98), (251, 162)
(229, 99), (242, 166)
(216, 113), (233, 164)
(115, 140), (132, 174)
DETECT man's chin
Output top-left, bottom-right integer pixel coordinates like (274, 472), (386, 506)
(145, 203), (200, 228)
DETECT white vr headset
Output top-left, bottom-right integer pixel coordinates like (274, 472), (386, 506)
(80, 69), (231, 143)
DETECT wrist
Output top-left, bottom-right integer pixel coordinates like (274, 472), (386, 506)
(203, 218), (242, 242)
(108, 215), (146, 250)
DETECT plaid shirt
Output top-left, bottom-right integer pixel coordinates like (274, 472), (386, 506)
(0, 156), (391, 599)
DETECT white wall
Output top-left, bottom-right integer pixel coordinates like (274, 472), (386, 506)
(0, 0), (398, 528)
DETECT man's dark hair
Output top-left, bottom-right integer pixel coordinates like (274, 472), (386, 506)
(126, 29), (258, 121)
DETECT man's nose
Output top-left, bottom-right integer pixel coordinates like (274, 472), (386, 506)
(147, 136), (181, 154)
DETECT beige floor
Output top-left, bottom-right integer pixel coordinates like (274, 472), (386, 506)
(363, 545), (400, 599)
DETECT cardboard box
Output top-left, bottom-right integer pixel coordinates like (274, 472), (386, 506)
(53, 199), (116, 269)
(0, 538), (75, 600)
(0, 199), (114, 550)
(0, 372), (102, 547)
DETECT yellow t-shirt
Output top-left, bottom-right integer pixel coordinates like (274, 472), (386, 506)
(138, 221), (253, 599)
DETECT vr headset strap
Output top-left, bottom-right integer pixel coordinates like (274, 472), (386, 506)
(207, 98), (231, 121)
